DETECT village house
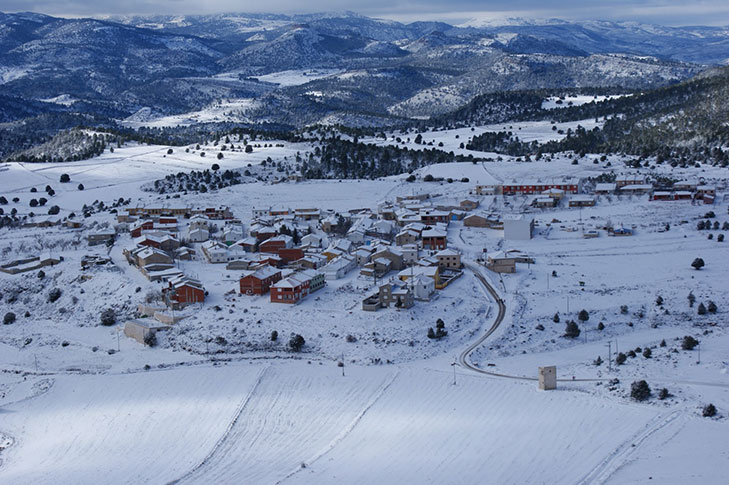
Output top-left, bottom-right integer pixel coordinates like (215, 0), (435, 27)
(395, 228), (419, 246)
(615, 175), (645, 188)
(270, 275), (311, 304)
(419, 209), (451, 225)
(569, 196), (596, 207)
(253, 226), (278, 241)
(164, 275), (205, 306)
(378, 204), (397, 221)
(674, 180), (698, 191)
(300, 233), (324, 248)
(421, 228), (447, 250)
(372, 247), (405, 271)
(459, 198), (480, 211)
(696, 185), (716, 204)
(201, 240), (231, 263)
(532, 197), (557, 208)
(542, 188), (565, 200)
(400, 244), (419, 264)
(398, 265), (440, 288)
(135, 246), (173, 267)
(322, 254), (357, 280)
(294, 208), (321, 221)
(410, 274), (436, 300)
(346, 228), (367, 244)
(188, 214), (210, 230)
(87, 231), (115, 246)
(474, 184), (497, 196)
(294, 254), (329, 270)
(259, 234), (293, 254)
(175, 247), (194, 261)
(187, 226), (210, 243)
(619, 184), (654, 196)
(463, 213), (501, 228)
(362, 283), (414, 311)
(594, 183), (617, 195)
(435, 248), (461, 269)
(222, 223), (245, 244)
(239, 265), (282, 295)
(299, 269), (325, 292)
(277, 247), (305, 264)
(130, 220), (155, 237)
(485, 251), (517, 273)
(65, 220), (83, 229)
(353, 247), (374, 266)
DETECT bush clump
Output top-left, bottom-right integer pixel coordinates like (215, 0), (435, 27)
(289, 334), (305, 352)
(48, 287), (62, 303)
(702, 403), (717, 417)
(682, 336), (699, 350)
(3, 312), (16, 325)
(630, 380), (651, 401)
(144, 332), (157, 347)
(100, 308), (116, 326)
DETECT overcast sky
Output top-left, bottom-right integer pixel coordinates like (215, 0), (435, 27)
(2, 0), (729, 26)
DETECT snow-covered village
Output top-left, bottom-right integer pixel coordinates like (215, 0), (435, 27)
(1, 5), (729, 485)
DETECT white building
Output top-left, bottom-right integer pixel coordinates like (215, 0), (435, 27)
(187, 227), (210, 243)
(410, 274), (435, 300)
(503, 216), (534, 240)
(322, 254), (357, 280)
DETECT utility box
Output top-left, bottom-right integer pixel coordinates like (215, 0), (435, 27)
(539, 366), (557, 390)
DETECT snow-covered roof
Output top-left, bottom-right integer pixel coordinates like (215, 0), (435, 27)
(242, 265), (281, 280)
(422, 228), (447, 238)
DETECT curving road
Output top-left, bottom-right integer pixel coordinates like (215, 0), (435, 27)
(459, 262), (603, 383)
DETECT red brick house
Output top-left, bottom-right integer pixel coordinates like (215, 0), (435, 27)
(502, 179), (580, 195)
(422, 228), (447, 250)
(165, 276), (205, 305)
(255, 227), (278, 241)
(239, 265), (282, 295)
(419, 209), (451, 225)
(259, 235), (293, 254)
(270, 275), (310, 304)
(130, 220), (154, 237)
(277, 247), (305, 264)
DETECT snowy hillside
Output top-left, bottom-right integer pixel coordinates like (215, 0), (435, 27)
(1, 135), (728, 483)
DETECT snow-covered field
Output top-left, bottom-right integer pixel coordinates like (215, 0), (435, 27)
(362, 118), (604, 158)
(1, 141), (728, 483)
(251, 68), (343, 87)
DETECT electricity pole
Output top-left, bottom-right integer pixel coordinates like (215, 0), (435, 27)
(697, 342), (701, 364)
(451, 358), (457, 386)
(606, 341), (612, 372)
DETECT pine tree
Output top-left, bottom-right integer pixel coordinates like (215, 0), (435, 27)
(564, 320), (580, 338)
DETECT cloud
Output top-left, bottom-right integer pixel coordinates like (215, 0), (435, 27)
(2, 0), (729, 26)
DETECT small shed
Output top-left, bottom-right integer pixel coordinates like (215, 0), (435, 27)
(124, 319), (170, 345)
(539, 366), (557, 390)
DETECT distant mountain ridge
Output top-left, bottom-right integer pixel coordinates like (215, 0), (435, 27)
(0, 10), (724, 145)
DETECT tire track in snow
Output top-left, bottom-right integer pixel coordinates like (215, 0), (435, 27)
(167, 365), (270, 485)
(276, 370), (400, 484)
(576, 407), (685, 485)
